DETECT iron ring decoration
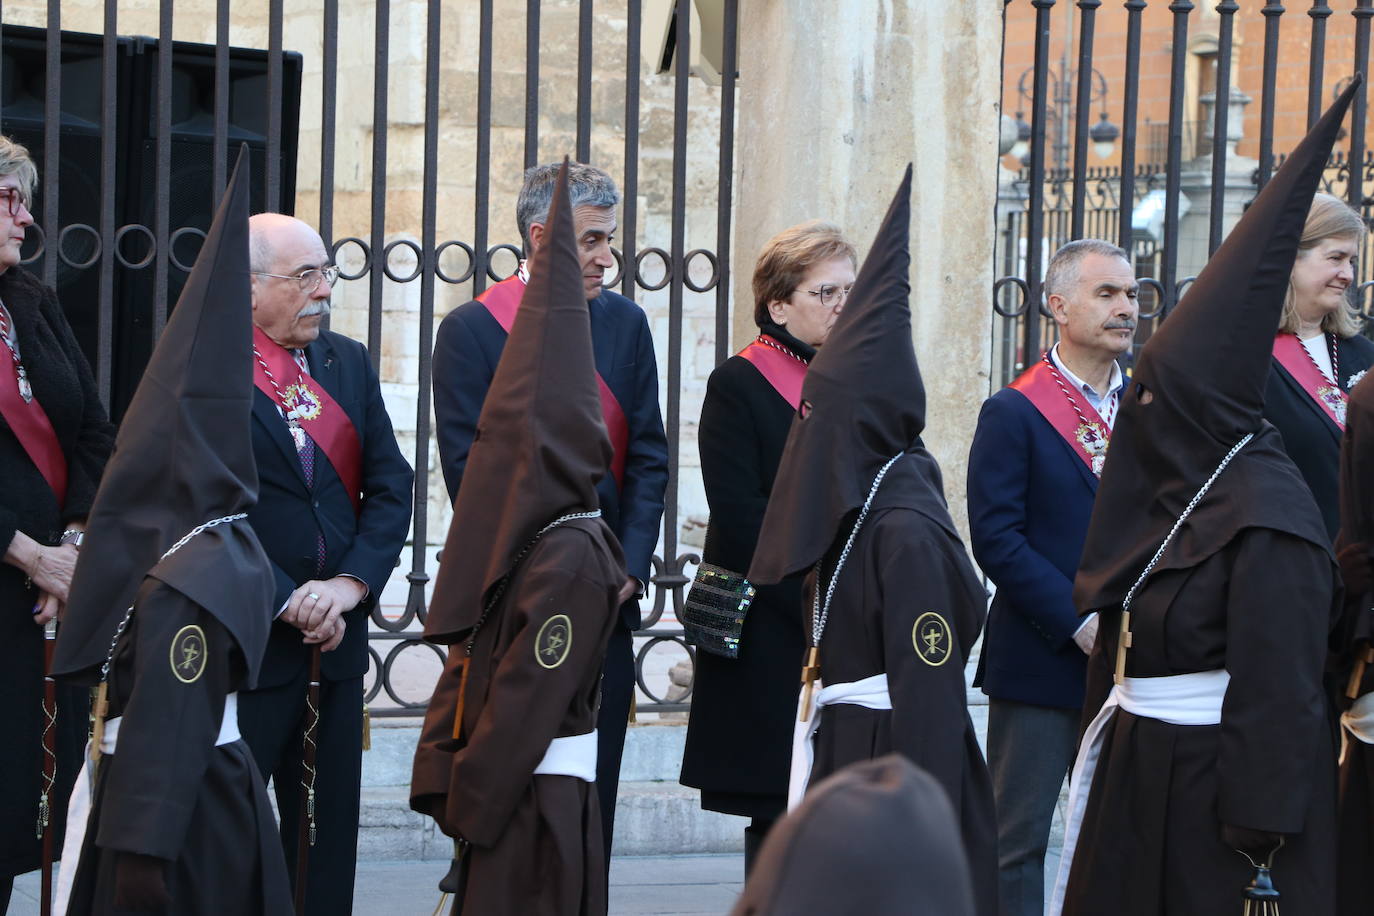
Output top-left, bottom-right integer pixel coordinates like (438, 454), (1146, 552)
(19, 223), (45, 265)
(331, 237), (371, 282)
(484, 243), (525, 283)
(56, 223), (102, 270)
(114, 224), (158, 270)
(632, 633), (695, 704)
(683, 249), (720, 293)
(382, 238), (424, 283)
(992, 276), (1030, 318)
(1357, 279), (1374, 319)
(434, 240), (476, 284)
(634, 247), (672, 292)
(168, 227), (209, 273)
(1136, 277), (1167, 321)
(1173, 275), (1197, 308)
(605, 246), (626, 290)
(364, 644), (386, 704)
(380, 638), (448, 708)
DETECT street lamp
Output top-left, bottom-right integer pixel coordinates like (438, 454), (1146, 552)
(1014, 65), (1118, 170)
(1010, 112), (1031, 162)
(1090, 111), (1120, 160)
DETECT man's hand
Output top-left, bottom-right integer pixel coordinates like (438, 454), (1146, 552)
(618, 576), (639, 605)
(25, 542), (79, 603)
(32, 591), (60, 626)
(281, 576), (367, 644)
(303, 615), (347, 652)
(113, 852), (171, 910)
(1073, 613), (1100, 655)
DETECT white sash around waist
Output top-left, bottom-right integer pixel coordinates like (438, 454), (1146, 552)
(532, 730), (598, 782)
(54, 692), (242, 916)
(787, 673), (891, 811)
(1048, 670), (1230, 915)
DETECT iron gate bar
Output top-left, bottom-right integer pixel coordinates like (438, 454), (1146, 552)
(366, 0), (389, 363)
(98, 0), (117, 407)
(1309, 2), (1331, 132)
(1161, 1), (1191, 316)
(1256, 1), (1283, 192)
(266, 0), (283, 213)
(212, 0), (228, 201)
(1116, 0), (1145, 254)
(1350, 0), (1372, 214)
(715, 0), (738, 367)
(319, 0), (337, 249)
(40, 0), (56, 290)
(1023, 0), (1054, 366)
(620, 0), (642, 301)
(473, 0), (493, 297)
(525, 0), (539, 172)
(577, 0), (593, 164)
(154, 0), (173, 333)
(1208, 1), (1239, 256)
(1069, 0), (1099, 240)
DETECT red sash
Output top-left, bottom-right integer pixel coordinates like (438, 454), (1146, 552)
(252, 327), (364, 514)
(477, 275), (629, 490)
(1009, 357), (1112, 476)
(0, 358), (67, 508)
(739, 337), (806, 410)
(1272, 332), (1347, 430)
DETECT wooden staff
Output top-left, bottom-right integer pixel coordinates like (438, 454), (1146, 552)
(37, 616), (57, 916)
(293, 646), (322, 916)
(1347, 643), (1374, 700)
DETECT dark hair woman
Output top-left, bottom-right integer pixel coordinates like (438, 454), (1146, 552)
(0, 135), (115, 909)
(680, 220), (856, 872)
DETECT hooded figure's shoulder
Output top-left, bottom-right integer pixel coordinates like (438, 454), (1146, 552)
(524, 517), (627, 588)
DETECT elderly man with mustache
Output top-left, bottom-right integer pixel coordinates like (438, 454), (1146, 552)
(966, 238), (1139, 916)
(236, 213), (413, 916)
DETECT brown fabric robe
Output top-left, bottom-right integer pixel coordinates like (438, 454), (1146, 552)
(412, 518), (622, 916)
(1065, 527), (1338, 914)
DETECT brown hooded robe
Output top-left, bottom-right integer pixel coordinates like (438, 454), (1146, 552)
(1058, 83), (1360, 916)
(410, 160), (625, 916)
(50, 152), (290, 915)
(747, 168), (997, 916)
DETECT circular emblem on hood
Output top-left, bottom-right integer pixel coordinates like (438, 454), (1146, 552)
(535, 614), (573, 669)
(170, 624), (208, 684)
(912, 612), (951, 667)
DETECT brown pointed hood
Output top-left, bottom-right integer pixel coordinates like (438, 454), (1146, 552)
(749, 166), (947, 585)
(54, 148), (273, 685)
(424, 158), (612, 643)
(730, 755), (975, 916)
(1074, 79), (1359, 613)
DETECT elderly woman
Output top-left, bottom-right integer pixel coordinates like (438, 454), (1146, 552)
(680, 220), (856, 872)
(1265, 191), (1374, 539)
(0, 136), (114, 908)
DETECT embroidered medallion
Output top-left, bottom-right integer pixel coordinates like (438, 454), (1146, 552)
(16, 367), (31, 403)
(1319, 384), (1348, 425)
(1074, 421), (1109, 476)
(535, 614), (573, 669)
(170, 624), (207, 684)
(912, 612), (952, 667)
(283, 381), (324, 422)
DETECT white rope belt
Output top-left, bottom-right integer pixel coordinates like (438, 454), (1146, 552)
(1049, 669), (1230, 915)
(55, 693), (242, 915)
(1341, 692), (1374, 764)
(787, 673), (891, 810)
(532, 729), (598, 783)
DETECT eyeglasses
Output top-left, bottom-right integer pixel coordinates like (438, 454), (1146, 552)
(251, 265), (341, 292)
(795, 283), (853, 311)
(0, 187), (30, 219)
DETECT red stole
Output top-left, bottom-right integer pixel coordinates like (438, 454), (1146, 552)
(739, 336), (806, 409)
(252, 327), (364, 514)
(477, 275), (629, 490)
(0, 357), (67, 508)
(1272, 331), (1347, 430)
(1009, 356), (1112, 476)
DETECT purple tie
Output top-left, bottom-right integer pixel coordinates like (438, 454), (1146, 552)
(291, 350), (327, 575)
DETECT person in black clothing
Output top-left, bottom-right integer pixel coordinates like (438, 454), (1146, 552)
(0, 135), (115, 911)
(680, 220), (855, 873)
(1264, 191), (1374, 540)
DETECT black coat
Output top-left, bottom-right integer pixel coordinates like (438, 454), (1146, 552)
(680, 330), (808, 820)
(0, 266), (114, 877)
(1264, 332), (1374, 540)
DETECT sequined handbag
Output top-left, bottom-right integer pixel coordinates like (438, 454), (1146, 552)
(681, 560), (756, 659)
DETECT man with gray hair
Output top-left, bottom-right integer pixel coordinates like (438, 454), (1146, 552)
(431, 161), (668, 859)
(967, 238), (1138, 916)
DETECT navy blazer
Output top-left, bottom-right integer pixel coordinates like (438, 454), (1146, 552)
(967, 387), (1096, 710)
(248, 329), (414, 687)
(432, 286), (669, 629)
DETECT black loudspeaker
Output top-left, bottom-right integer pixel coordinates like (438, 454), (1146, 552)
(113, 35), (302, 415)
(1, 25), (137, 371)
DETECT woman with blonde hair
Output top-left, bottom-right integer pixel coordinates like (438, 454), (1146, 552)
(680, 219), (856, 872)
(1265, 191), (1374, 538)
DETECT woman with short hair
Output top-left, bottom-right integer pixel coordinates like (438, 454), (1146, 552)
(1265, 191), (1374, 539)
(680, 220), (856, 871)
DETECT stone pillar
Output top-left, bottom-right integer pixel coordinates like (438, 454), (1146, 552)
(1176, 87), (1257, 282)
(731, 0), (1004, 534)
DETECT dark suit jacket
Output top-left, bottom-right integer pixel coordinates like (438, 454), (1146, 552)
(1264, 333), (1374, 541)
(248, 329), (413, 686)
(433, 286), (669, 629)
(967, 387), (1096, 710)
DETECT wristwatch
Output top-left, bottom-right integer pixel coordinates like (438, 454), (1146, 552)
(60, 529), (85, 548)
